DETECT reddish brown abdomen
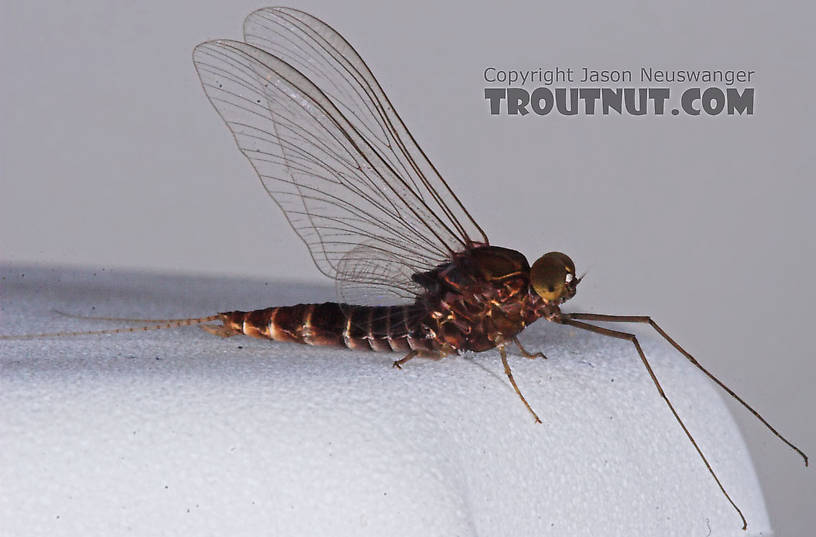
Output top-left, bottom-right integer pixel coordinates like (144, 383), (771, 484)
(219, 302), (437, 353)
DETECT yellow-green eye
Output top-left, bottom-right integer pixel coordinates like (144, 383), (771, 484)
(530, 252), (576, 302)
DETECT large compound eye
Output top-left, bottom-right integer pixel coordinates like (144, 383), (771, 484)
(530, 252), (576, 302)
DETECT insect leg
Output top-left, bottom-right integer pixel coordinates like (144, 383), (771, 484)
(200, 324), (242, 338)
(558, 317), (747, 530)
(392, 350), (418, 369)
(563, 312), (808, 467)
(512, 336), (547, 360)
(392, 346), (453, 369)
(500, 345), (542, 424)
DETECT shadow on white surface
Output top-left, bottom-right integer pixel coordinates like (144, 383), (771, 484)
(0, 265), (769, 536)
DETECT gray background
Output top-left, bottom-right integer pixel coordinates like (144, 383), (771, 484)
(1, 1), (812, 535)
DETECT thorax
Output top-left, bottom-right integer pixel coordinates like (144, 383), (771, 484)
(415, 246), (545, 352)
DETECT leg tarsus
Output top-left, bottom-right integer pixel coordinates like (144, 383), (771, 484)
(500, 345), (542, 424)
(512, 336), (547, 359)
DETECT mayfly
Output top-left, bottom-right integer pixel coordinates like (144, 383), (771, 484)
(1, 7), (805, 529)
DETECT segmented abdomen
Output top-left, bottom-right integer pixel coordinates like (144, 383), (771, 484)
(220, 303), (438, 353)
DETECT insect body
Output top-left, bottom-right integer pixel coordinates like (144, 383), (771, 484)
(215, 246), (563, 356)
(1, 7), (805, 530)
(184, 11), (807, 528)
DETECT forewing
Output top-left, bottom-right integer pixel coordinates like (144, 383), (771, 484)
(193, 39), (473, 291)
(242, 7), (488, 250)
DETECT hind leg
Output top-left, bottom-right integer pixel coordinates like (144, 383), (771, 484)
(392, 344), (455, 369)
(200, 324), (241, 338)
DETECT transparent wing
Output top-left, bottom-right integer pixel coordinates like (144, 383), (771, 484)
(335, 242), (423, 307)
(192, 9), (487, 303)
(334, 243), (430, 332)
(241, 7), (487, 248)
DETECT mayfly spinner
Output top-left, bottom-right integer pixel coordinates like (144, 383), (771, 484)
(2, 7), (805, 529)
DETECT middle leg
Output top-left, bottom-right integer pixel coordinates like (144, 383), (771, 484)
(500, 345), (542, 424)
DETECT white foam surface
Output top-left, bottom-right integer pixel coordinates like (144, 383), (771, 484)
(0, 266), (770, 536)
